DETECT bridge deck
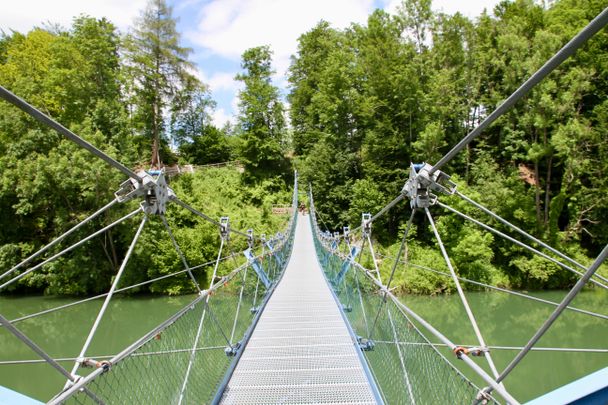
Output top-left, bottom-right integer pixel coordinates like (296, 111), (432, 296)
(220, 214), (379, 404)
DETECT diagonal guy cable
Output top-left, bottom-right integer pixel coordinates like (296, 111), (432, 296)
(350, 193), (406, 235)
(0, 207), (143, 292)
(425, 207), (503, 384)
(160, 214), (202, 292)
(313, 214), (519, 404)
(67, 214), (148, 386)
(385, 256), (608, 321)
(438, 201), (608, 290)
(368, 209), (415, 341)
(7, 255), (236, 326)
(456, 190), (608, 286)
(0, 198), (118, 282)
(170, 196), (252, 240)
(429, 6), (608, 175)
(0, 85), (141, 183)
(0, 313), (105, 404)
(178, 236), (227, 405)
(480, 243), (608, 400)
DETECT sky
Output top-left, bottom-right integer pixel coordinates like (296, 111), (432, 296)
(0, 0), (501, 128)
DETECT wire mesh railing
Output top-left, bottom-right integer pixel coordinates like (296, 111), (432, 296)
(309, 193), (505, 405)
(49, 180), (298, 405)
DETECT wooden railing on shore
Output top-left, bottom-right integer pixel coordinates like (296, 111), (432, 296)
(162, 161), (243, 177)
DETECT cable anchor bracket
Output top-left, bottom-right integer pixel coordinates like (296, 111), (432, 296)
(362, 213), (372, 238)
(402, 162), (456, 209)
(114, 169), (174, 215)
(220, 217), (230, 241)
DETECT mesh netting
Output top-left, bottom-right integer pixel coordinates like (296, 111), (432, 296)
(312, 223), (494, 405)
(59, 215), (296, 405)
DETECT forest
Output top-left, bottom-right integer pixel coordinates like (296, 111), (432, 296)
(0, 0), (606, 296)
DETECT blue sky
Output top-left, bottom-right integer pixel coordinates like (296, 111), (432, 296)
(0, 0), (501, 127)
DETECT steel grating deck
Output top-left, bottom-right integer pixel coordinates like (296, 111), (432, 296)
(220, 214), (379, 404)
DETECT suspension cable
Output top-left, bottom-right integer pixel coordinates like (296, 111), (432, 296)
(67, 215), (148, 385)
(0, 346), (231, 366)
(0, 207), (143, 292)
(456, 190), (608, 286)
(429, 6), (608, 175)
(375, 252), (608, 321)
(426, 207), (503, 382)
(372, 341), (608, 354)
(368, 210), (415, 340)
(350, 193), (406, 235)
(160, 215), (201, 292)
(178, 236), (226, 405)
(328, 240), (520, 404)
(0, 313), (104, 404)
(6, 254), (236, 326)
(0, 85), (141, 183)
(438, 201), (608, 290)
(170, 196), (253, 240)
(493, 244), (608, 387)
(0, 198), (118, 282)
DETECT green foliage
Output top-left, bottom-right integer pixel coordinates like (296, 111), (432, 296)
(292, 0), (608, 293)
(178, 126), (232, 165)
(0, 12), (291, 297)
(1, 0), (606, 298)
(235, 46), (289, 180)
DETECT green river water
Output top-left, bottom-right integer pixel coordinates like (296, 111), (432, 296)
(0, 289), (606, 403)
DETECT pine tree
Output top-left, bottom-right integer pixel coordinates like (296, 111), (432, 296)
(124, 0), (200, 167)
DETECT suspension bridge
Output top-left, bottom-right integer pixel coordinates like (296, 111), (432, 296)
(1, 6), (608, 405)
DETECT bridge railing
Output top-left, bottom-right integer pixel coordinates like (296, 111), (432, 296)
(308, 190), (503, 405)
(51, 176), (298, 405)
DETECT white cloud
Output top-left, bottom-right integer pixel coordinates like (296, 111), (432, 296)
(0, 0), (147, 33)
(187, 0), (374, 78)
(194, 69), (241, 93)
(208, 72), (241, 92)
(211, 107), (235, 128)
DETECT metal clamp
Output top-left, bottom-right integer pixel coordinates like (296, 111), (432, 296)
(115, 170), (174, 215)
(453, 345), (489, 359)
(220, 217), (230, 240)
(362, 213), (372, 238)
(358, 336), (375, 351)
(79, 358), (111, 372)
(402, 162), (456, 209)
(247, 229), (254, 249)
(225, 342), (241, 357)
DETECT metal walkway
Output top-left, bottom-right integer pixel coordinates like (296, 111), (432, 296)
(220, 214), (381, 404)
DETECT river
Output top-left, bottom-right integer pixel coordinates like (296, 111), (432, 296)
(0, 289), (606, 403)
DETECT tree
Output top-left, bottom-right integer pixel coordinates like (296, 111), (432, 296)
(288, 21), (340, 155)
(124, 0), (200, 168)
(0, 20), (127, 294)
(235, 46), (288, 179)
